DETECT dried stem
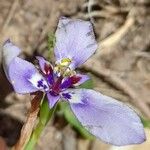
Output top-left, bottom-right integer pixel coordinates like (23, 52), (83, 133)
(24, 96), (56, 150)
(88, 9), (135, 57)
(100, 17), (134, 49)
(13, 92), (43, 150)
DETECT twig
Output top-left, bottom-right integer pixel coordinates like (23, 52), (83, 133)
(1, 0), (19, 32)
(87, 0), (95, 23)
(134, 51), (150, 60)
(33, 0), (60, 51)
(84, 10), (120, 19)
(82, 0), (97, 8)
(13, 92), (43, 150)
(89, 9), (135, 57)
(100, 16), (135, 51)
(137, 59), (150, 83)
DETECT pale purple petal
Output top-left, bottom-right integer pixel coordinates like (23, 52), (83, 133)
(8, 57), (49, 93)
(2, 40), (21, 80)
(47, 92), (60, 108)
(67, 89), (146, 146)
(54, 17), (98, 69)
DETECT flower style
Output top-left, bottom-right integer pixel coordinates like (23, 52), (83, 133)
(2, 17), (146, 146)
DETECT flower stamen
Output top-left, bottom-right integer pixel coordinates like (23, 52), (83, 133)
(54, 58), (74, 77)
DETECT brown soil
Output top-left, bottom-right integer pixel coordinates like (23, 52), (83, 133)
(0, 0), (150, 149)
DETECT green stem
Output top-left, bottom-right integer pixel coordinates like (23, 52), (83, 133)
(24, 99), (55, 150)
(24, 121), (44, 150)
(24, 34), (56, 150)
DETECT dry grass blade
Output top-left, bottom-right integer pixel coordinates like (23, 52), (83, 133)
(13, 92), (43, 150)
(1, 0), (19, 32)
(100, 16), (135, 51)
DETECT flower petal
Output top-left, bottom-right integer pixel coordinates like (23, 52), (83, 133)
(73, 74), (90, 86)
(2, 40), (49, 94)
(8, 57), (49, 93)
(36, 56), (54, 85)
(61, 74), (90, 89)
(67, 89), (146, 146)
(47, 92), (60, 108)
(2, 39), (21, 80)
(54, 17), (98, 69)
(36, 56), (53, 75)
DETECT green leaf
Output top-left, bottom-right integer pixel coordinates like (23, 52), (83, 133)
(48, 33), (56, 52)
(79, 77), (93, 89)
(47, 33), (56, 61)
(60, 102), (94, 140)
(141, 117), (150, 128)
(39, 98), (55, 125)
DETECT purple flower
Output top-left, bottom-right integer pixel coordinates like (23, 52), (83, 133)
(2, 17), (146, 146)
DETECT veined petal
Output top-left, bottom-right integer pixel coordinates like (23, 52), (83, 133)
(67, 89), (146, 146)
(54, 17), (98, 69)
(2, 39), (21, 80)
(47, 92), (60, 108)
(8, 57), (49, 93)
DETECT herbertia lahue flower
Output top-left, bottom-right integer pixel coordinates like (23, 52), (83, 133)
(2, 17), (146, 146)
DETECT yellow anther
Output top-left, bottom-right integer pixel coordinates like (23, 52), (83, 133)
(61, 58), (71, 63)
(60, 58), (71, 66)
(54, 66), (61, 72)
(54, 58), (74, 77)
(63, 69), (76, 77)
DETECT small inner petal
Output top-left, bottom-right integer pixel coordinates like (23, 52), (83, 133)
(70, 76), (81, 84)
(61, 75), (81, 89)
(44, 63), (53, 75)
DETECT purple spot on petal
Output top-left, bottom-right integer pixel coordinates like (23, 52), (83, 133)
(37, 79), (44, 87)
(37, 79), (48, 90)
(43, 85), (48, 90)
(62, 93), (71, 99)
